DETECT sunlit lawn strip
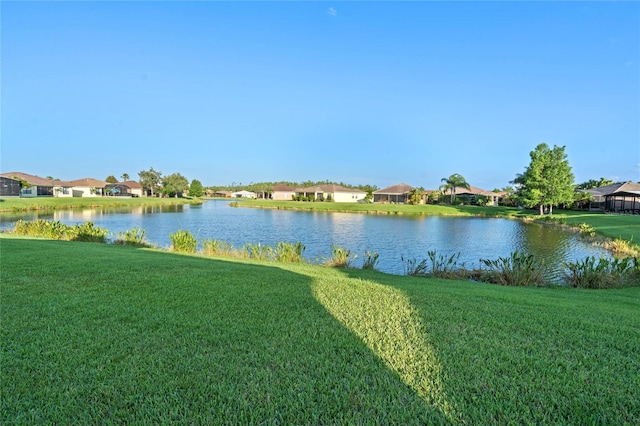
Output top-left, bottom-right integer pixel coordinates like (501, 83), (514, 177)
(2, 236), (639, 424)
(0, 196), (202, 212)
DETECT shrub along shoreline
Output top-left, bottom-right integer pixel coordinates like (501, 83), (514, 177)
(2, 235), (639, 424)
(6, 219), (639, 289)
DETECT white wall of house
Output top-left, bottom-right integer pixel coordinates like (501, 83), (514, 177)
(130, 188), (143, 197)
(19, 187), (38, 198)
(53, 186), (73, 197)
(332, 191), (366, 203)
(70, 186), (99, 197)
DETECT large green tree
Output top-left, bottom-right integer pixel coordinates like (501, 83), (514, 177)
(188, 179), (204, 197)
(440, 174), (470, 204)
(138, 167), (163, 197)
(576, 177), (614, 190)
(121, 173), (130, 182)
(163, 173), (189, 198)
(514, 143), (575, 215)
(105, 175), (118, 183)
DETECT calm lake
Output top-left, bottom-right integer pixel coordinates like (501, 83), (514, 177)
(1, 200), (612, 278)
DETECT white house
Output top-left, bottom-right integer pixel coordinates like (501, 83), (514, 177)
(231, 190), (257, 198)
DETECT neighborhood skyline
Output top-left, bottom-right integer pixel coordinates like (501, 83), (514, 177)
(2, 2), (639, 189)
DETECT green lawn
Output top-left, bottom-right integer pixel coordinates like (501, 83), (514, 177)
(2, 235), (639, 424)
(0, 196), (202, 212)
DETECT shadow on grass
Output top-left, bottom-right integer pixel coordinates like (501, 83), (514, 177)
(1, 237), (450, 424)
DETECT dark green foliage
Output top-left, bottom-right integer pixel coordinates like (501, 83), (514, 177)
(563, 256), (639, 289)
(514, 143), (575, 215)
(138, 167), (163, 197)
(12, 219), (107, 243)
(105, 175), (118, 183)
(325, 245), (355, 268)
(169, 230), (197, 253)
(162, 173), (189, 198)
(115, 227), (151, 247)
(480, 250), (546, 286)
(188, 179), (204, 197)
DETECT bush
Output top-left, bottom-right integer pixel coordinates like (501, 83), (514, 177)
(563, 256), (639, 289)
(71, 222), (109, 243)
(202, 240), (236, 257)
(170, 230), (197, 253)
(325, 245), (356, 268)
(275, 242), (306, 263)
(401, 256), (429, 276)
(427, 250), (467, 279)
(362, 251), (379, 270)
(115, 227), (151, 247)
(480, 250), (546, 286)
(245, 242), (274, 260)
(13, 219), (107, 243)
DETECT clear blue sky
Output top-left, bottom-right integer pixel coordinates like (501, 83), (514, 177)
(2, 1), (639, 189)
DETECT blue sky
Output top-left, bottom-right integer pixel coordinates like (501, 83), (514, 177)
(2, 1), (639, 189)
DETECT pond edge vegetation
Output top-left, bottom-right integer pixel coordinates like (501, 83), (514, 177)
(6, 218), (639, 290)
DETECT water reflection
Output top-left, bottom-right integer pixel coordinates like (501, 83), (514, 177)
(1, 201), (611, 278)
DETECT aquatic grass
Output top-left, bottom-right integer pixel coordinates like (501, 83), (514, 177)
(169, 229), (197, 253)
(2, 236), (639, 424)
(274, 241), (306, 263)
(401, 256), (429, 276)
(202, 239), (236, 257)
(361, 251), (379, 270)
(479, 250), (546, 287)
(324, 245), (356, 268)
(244, 242), (274, 261)
(11, 219), (108, 243)
(563, 256), (639, 289)
(114, 227), (151, 247)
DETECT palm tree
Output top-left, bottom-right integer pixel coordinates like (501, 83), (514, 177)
(440, 174), (470, 204)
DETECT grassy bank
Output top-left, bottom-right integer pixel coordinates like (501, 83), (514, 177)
(2, 235), (639, 424)
(0, 196), (202, 212)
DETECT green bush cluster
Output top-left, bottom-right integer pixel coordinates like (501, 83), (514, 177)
(479, 250), (546, 287)
(564, 256), (639, 289)
(12, 219), (108, 243)
(169, 230), (197, 253)
(114, 227), (151, 247)
(324, 245), (356, 268)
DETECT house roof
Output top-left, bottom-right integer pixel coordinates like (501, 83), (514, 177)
(317, 184), (365, 194)
(583, 181), (640, 197)
(121, 180), (143, 189)
(67, 178), (109, 187)
(0, 172), (58, 187)
(374, 183), (414, 195)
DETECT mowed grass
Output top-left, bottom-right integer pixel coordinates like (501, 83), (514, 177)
(2, 236), (639, 424)
(0, 196), (201, 212)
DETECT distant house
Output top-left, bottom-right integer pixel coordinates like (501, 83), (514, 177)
(583, 181), (640, 213)
(0, 172), (56, 197)
(0, 176), (21, 197)
(208, 190), (232, 198)
(120, 181), (144, 197)
(373, 183), (413, 203)
(62, 178), (108, 197)
(232, 190), (257, 198)
(448, 185), (505, 206)
(272, 184), (296, 201)
(292, 184), (366, 202)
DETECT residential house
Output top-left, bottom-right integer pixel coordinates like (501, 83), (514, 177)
(293, 184), (366, 202)
(0, 176), (21, 197)
(231, 190), (257, 198)
(448, 185), (505, 206)
(121, 181), (144, 197)
(61, 178), (108, 197)
(208, 190), (232, 198)
(583, 181), (640, 213)
(373, 183), (413, 203)
(271, 184), (296, 201)
(0, 172), (56, 197)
